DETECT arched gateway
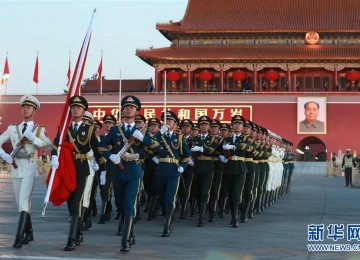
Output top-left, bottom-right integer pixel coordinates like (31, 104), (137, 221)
(297, 136), (326, 162)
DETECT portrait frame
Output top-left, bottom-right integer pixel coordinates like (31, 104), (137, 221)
(297, 96), (327, 134)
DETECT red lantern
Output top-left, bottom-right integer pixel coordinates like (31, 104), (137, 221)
(166, 70), (181, 82)
(198, 70), (213, 90)
(264, 70), (279, 89)
(199, 70), (213, 82)
(232, 70), (247, 89)
(264, 70), (279, 82)
(232, 70), (247, 82)
(166, 70), (181, 89)
(346, 70), (359, 88)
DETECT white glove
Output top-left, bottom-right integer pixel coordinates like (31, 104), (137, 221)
(0, 151), (13, 164)
(219, 155), (228, 163)
(191, 146), (204, 153)
(223, 144), (235, 150)
(160, 124), (169, 134)
(91, 160), (99, 171)
(100, 171), (106, 185)
(109, 154), (121, 165)
(51, 155), (59, 169)
(132, 129), (144, 142)
(23, 128), (35, 142)
(152, 157), (160, 164)
(188, 158), (194, 167)
(177, 166), (184, 174)
(123, 152), (139, 159)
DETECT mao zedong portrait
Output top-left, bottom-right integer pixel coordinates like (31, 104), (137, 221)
(298, 101), (325, 133)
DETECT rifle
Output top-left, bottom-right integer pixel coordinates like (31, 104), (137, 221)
(10, 125), (37, 169)
(116, 123), (147, 169)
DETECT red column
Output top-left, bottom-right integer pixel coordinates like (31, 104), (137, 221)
(154, 67), (159, 92)
(253, 67), (257, 92)
(220, 68), (224, 92)
(334, 65), (338, 91)
(187, 69), (191, 92)
(287, 66), (291, 91)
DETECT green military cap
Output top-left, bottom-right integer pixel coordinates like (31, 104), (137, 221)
(198, 115), (211, 125)
(93, 120), (103, 129)
(220, 123), (231, 131)
(83, 111), (94, 123)
(121, 95), (141, 111)
(192, 123), (199, 130)
(103, 114), (117, 124)
(210, 119), (221, 128)
(135, 114), (146, 123)
(231, 115), (245, 125)
(161, 110), (179, 124)
(69, 95), (88, 110)
(148, 117), (161, 126)
(20, 94), (40, 110)
(252, 123), (259, 132)
(244, 120), (253, 129)
(180, 119), (193, 128)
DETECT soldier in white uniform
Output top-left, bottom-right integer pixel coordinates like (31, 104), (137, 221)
(0, 95), (52, 248)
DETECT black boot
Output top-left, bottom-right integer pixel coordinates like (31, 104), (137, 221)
(190, 198), (196, 217)
(134, 203), (141, 223)
(147, 196), (158, 220)
(241, 200), (252, 223)
(75, 217), (83, 246)
(129, 221), (136, 246)
(91, 198), (97, 216)
(248, 199), (255, 219)
(255, 193), (262, 214)
(197, 203), (206, 227)
(261, 193), (266, 211)
(120, 216), (133, 252)
(98, 200), (107, 224)
(105, 201), (112, 221)
(22, 213), (33, 245)
(64, 216), (78, 251)
(179, 197), (188, 220)
(208, 199), (216, 222)
(144, 195), (150, 213)
(116, 214), (124, 236)
(162, 207), (175, 237)
(13, 211), (28, 248)
(231, 202), (239, 228)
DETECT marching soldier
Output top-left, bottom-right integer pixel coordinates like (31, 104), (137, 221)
(143, 117), (161, 220)
(286, 142), (295, 192)
(254, 126), (266, 213)
(208, 119), (224, 222)
(191, 116), (221, 227)
(51, 95), (104, 251)
(239, 120), (256, 223)
(178, 119), (195, 219)
(342, 149), (356, 187)
(81, 111), (100, 231)
(0, 95), (52, 248)
(221, 115), (248, 228)
(153, 111), (191, 236)
(217, 123), (231, 218)
(98, 114), (117, 224)
(89, 119), (103, 217)
(98, 95), (158, 252)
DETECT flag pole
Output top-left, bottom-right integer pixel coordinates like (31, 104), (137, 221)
(164, 70), (167, 123)
(119, 69), (122, 124)
(42, 9), (96, 218)
(100, 50), (103, 95)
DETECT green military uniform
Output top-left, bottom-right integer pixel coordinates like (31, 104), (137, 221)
(52, 95), (105, 251)
(191, 116), (221, 227)
(208, 119), (224, 222)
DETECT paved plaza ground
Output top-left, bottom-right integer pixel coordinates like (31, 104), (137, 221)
(0, 167), (360, 260)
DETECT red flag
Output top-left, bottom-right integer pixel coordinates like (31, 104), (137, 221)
(96, 57), (102, 85)
(66, 59), (71, 87)
(1, 56), (10, 85)
(33, 54), (39, 84)
(43, 10), (95, 211)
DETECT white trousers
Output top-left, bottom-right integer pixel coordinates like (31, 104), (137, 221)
(12, 175), (35, 213)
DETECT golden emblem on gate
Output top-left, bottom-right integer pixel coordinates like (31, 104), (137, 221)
(305, 32), (319, 45)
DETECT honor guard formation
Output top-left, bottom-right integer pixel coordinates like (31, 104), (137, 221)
(0, 94), (296, 253)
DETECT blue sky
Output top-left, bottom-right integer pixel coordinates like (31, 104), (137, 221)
(0, 0), (187, 94)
